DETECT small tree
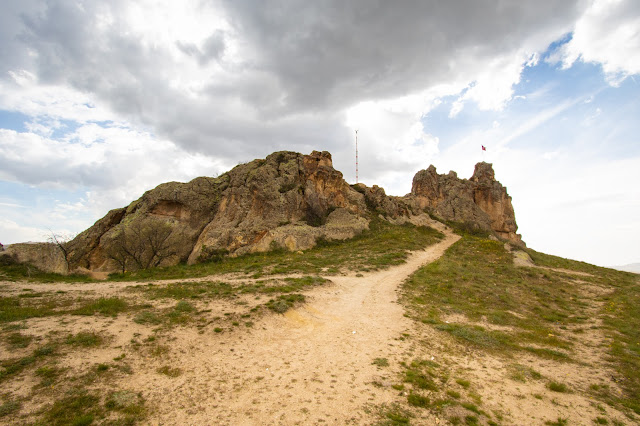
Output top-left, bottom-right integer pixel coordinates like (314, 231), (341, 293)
(108, 218), (178, 271)
(105, 230), (129, 274)
(48, 231), (75, 273)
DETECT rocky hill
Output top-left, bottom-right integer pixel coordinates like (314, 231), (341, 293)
(4, 150), (522, 274)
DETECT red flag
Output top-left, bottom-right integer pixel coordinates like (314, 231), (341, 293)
(482, 145), (486, 151)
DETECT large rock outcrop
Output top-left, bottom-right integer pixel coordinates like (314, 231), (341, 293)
(66, 151), (369, 272)
(7, 151), (523, 274)
(410, 162), (522, 244)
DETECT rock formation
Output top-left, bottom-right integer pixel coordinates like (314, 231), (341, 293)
(4, 151), (523, 274)
(410, 162), (522, 243)
(2, 242), (68, 274)
(64, 151), (369, 272)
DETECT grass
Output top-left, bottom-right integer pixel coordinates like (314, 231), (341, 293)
(105, 390), (146, 420)
(156, 365), (182, 377)
(0, 295), (65, 322)
(65, 331), (103, 347)
(547, 381), (569, 393)
(0, 294), (132, 324)
(407, 393), (429, 408)
(379, 404), (412, 424)
(0, 257), (94, 283)
(402, 234), (586, 358)
(0, 399), (21, 418)
(108, 219), (443, 281)
(265, 294), (305, 313)
(373, 357), (389, 367)
(508, 364), (542, 382)
(32, 381), (146, 425)
(545, 418), (568, 426)
(40, 388), (100, 425)
(455, 378), (470, 389)
(132, 276), (329, 306)
(6, 331), (33, 348)
(399, 229), (640, 419)
(404, 363), (438, 391)
(133, 310), (163, 325)
(72, 297), (129, 316)
(0, 341), (58, 383)
(35, 365), (65, 388)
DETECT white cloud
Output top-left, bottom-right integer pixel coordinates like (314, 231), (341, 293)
(559, 0), (640, 84)
(0, 125), (228, 214)
(1, 0), (639, 267)
(0, 218), (51, 244)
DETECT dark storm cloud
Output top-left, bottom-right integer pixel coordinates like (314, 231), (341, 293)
(220, 0), (586, 110)
(1, 0), (586, 171)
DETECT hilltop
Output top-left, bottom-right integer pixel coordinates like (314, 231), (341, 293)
(3, 150), (521, 275)
(1, 151), (637, 425)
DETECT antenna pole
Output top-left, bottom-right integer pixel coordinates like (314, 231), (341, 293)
(355, 129), (359, 184)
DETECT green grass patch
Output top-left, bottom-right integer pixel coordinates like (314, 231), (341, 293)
(65, 331), (103, 347)
(156, 365), (182, 377)
(0, 399), (21, 418)
(0, 355), (36, 382)
(455, 378), (471, 389)
(5, 332), (33, 348)
(0, 296), (65, 322)
(381, 405), (412, 424)
(133, 310), (162, 325)
(105, 390), (146, 421)
(598, 272), (640, 414)
(402, 234), (584, 358)
(72, 297), (129, 316)
(133, 276), (329, 309)
(0, 257), (94, 283)
(373, 357), (389, 367)
(108, 219), (444, 281)
(407, 392), (429, 408)
(265, 294), (305, 313)
(35, 365), (65, 388)
(547, 381), (569, 393)
(544, 417), (568, 426)
(40, 388), (100, 426)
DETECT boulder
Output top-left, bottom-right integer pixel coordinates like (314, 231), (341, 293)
(3, 242), (67, 274)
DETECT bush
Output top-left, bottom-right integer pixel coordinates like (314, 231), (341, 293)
(0, 254), (18, 266)
(408, 393), (429, 407)
(197, 246), (229, 263)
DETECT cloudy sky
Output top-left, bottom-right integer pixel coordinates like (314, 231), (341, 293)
(1, 0), (638, 267)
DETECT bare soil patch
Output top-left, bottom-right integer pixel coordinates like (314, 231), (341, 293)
(0, 231), (459, 425)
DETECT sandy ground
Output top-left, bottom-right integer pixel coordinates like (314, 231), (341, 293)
(1, 232), (460, 425)
(128, 231), (461, 425)
(3, 229), (637, 425)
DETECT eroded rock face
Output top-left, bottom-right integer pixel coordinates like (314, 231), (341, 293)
(62, 151), (368, 272)
(10, 151), (523, 274)
(410, 162), (522, 244)
(187, 151), (367, 262)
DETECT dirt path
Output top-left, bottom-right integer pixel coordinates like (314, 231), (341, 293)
(120, 230), (460, 425)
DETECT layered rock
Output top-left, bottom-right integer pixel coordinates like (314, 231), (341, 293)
(410, 162), (522, 244)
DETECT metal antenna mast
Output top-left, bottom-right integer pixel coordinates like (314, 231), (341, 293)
(355, 129), (359, 184)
